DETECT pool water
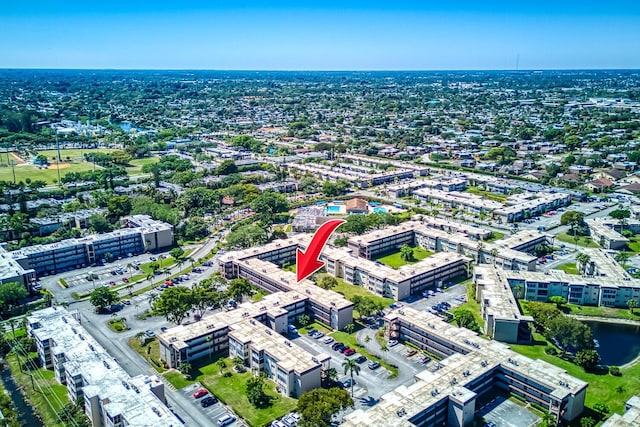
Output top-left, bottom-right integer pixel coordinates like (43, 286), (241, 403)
(326, 205), (342, 214)
(373, 207), (388, 214)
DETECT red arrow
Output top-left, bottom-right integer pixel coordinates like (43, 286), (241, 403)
(296, 219), (346, 282)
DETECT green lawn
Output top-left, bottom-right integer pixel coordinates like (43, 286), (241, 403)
(332, 277), (394, 308)
(125, 156), (159, 175)
(198, 359), (297, 427)
(375, 247), (434, 269)
(510, 333), (640, 417)
(452, 282), (485, 328)
(37, 148), (116, 159)
(626, 235), (640, 253)
(555, 232), (600, 248)
(485, 231), (505, 243)
(6, 353), (69, 427)
(128, 336), (166, 372)
(163, 371), (195, 389)
(521, 300), (640, 322)
(0, 162), (97, 184)
(465, 186), (507, 202)
(554, 262), (580, 275)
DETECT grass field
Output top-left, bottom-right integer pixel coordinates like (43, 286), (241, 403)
(485, 231), (505, 243)
(37, 148), (116, 159)
(332, 277), (394, 308)
(6, 353), (69, 427)
(555, 232), (600, 248)
(626, 235), (640, 253)
(510, 332), (640, 417)
(375, 247), (434, 269)
(0, 162), (97, 183)
(554, 262), (580, 275)
(520, 300), (640, 322)
(125, 157), (159, 175)
(198, 359), (297, 427)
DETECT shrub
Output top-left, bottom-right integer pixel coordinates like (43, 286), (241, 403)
(609, 366), (621, 376)
(545, 345), (558, 356)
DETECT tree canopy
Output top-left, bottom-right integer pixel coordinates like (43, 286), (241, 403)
(297, 387), (353, 427)
(89, 287), (118, 311)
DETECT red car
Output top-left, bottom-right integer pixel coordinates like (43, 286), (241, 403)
(343, 348), (356, 356)
(122, 277), (129, 283)
(109, 281), (116, 286)
(192, 388), (208, 399)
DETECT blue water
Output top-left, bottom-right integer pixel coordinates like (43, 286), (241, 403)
(373, 207), (388, 214)
(316, 201), (326, 205)
(369, 201), (381, 206)
(118, 123), (133, 132)
(326, 205), (342, 213)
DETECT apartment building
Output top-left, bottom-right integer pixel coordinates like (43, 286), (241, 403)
(473, 265), (534, 343)
(10, 215), (173, 276)
(413, 188), (503, 215)
(219, 230), (471, 302)
(504, 248), (640, 308)
(343, 307), (587, 427)
(347, 222), (545, 273)
(494, 193), (572, 224)
(587, 218), (630, 250)
(228, 320), (329, 398)
(27, 307), (180, 427)
(29, 208), (107, 236)
(0, 245), (36, 287)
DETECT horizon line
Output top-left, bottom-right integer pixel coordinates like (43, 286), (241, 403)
(1, 67), (640, 72)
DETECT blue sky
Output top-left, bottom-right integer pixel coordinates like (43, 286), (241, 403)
(1, 1), (639, 70)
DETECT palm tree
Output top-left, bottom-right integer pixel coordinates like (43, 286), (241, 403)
(628, 299), (638, 314)
(476, 242), (485, 265)
(148, 293), (160, 309)
(615, 251), (631, 269)
(126, 263), (133, 279)
(344, 323), (355, 334)
(216, 359), (226, 375)
(342, 358), (361, 397)
(576, 253), (591, 275)
(135, 331), (146, 344)
(490, 248), (498, 266)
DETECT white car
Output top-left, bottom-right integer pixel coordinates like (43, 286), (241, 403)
(388, 339), (398, 347)
(323, 336), (334, 344)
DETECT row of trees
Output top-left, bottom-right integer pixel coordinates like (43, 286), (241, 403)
(150, 277), (253, 325)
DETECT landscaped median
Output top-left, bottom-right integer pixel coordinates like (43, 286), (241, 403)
(331, 328), (399, 379)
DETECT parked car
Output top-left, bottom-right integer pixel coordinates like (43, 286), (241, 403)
(323, 336), (334, 344)
(342, 378), (355, 388)
(313, 332), (325, 339)
(388, 339), (398, 347)
(201, 395), (218, 407)
(331, 342), (344, 351)
(192, 388), (208, 399)
(149, 256), (157, 261)
(145, 330), (156, 338)
(368, 361), (381, 370)
(217, 415), (235, 426)
(355, 355), (367, 364)
(343, 348), (356, 356)
(122, 277), (129, 283)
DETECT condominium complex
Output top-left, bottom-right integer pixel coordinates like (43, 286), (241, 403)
(586, 217), (640, 250)
(501, 248), (640, 308)
(228, 319), (330, 398)
(10, 215), (173, 277)
(158, 291), (331, 398)
(413, 187), (571, 223)
(347, 221), (549, 273)
(27, 307), (180, 427)
(343, 307), (587, 427)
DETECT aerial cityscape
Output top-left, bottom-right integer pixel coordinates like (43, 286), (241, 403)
(2, 2), (640, 427)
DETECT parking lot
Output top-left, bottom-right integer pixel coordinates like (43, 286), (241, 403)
(180, 383), (238, 426)
(406, 283), (467, 314)
(476, 396), (540, 427)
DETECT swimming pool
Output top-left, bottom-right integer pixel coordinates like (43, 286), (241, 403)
(373, 207), (388, 214)
(326, 205), (342, 214)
